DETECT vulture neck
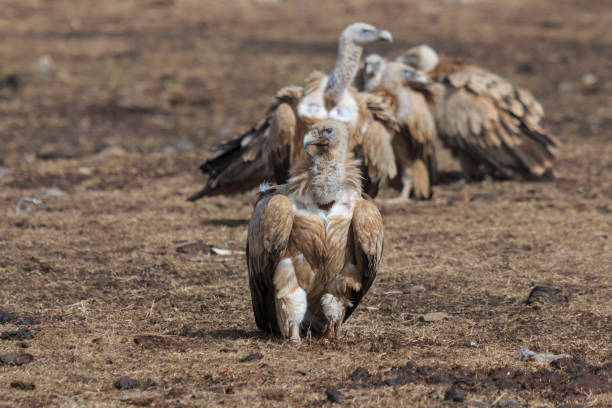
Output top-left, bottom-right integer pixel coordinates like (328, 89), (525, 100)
(288, 153), (361, 208)
(325, 38), (362, 104)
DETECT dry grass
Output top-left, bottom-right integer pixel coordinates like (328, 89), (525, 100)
(0, 0), (611, 406)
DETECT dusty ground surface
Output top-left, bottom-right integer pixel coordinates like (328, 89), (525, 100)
(1, 0), (611, 406)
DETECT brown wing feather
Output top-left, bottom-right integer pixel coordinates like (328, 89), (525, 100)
(188, 117), (272, 201)
(355, 91), (398, 197)
(433, 58), (559, 179)
(345, 199), (383, 321)
(247, 193), (294, 334)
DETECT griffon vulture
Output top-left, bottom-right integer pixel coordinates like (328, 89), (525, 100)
(397, 45), (559, 181)
(247, 120), (383, 342)
(188, 22), (396, 201)
(361, 54), (438, 201)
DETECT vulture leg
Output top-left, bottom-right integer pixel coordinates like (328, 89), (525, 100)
(458, 153), (484, 182)
(410, 159), (432, 200)
(321, 293), (344, 341)
(273, 259), (307, 343)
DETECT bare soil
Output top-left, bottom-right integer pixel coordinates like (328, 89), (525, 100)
(0, 0), (610, 406)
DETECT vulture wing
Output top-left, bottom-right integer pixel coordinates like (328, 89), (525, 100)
(432, 60), (559, 179)
(266, 85), (304, 183)
(357, 92), (398, 197)
(247, 192), (294, 334)
(188, 86), (302, 201)
(344, 199), (383, 321)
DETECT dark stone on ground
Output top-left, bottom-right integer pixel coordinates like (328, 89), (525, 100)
(325, 388), (342, 403)
(444, 385), (467, 402)
(240, 352), (263, 362)
(1, 329), (34, 341)
(10, 381), (35, 390)
(0, 353), (34, 366)
(114, 376), (140, 390)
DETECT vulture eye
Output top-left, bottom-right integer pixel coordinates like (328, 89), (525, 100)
(323, 127), (335, 138)
(402, 70), (415, 79)
(361, 28), (373, 35)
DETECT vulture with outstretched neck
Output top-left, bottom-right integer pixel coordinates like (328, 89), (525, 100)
(397, 45), (559, 181)
(361, 54), (438, 201)
(247, 120), (383, 342)
(189, 23), (396, 201)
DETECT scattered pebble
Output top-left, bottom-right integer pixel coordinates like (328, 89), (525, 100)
(325, 388), (342, 403)
(444, 385), (467, 402)
(525, 285), (568, 305)
(40, 187), (67, 197)
(114, 376), (140, 390)
(517, 346), (571, 362)
(10, 381), (35, 390)
(419, 312), (450, 322)
(0, 353), (34, 366)
(0, 310), (16, 323)
(494, 398), (519, 407)
(240, 352), (263, 362)
(16, 317), (34, 326)
(36, 147), (82, 160)
(1, 329), (34, 341)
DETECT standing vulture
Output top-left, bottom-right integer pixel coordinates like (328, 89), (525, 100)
(397, 45), (559, 181)
(247, 120), (383, 342)
(188, 22), (397, 201)
(361, 54), (438, 201)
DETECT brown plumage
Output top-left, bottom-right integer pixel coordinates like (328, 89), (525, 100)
(189, 22), (396, 201)
(398, 45), (559, 181)
(361, 55), (438, 200)
(247, 120), (383, 342)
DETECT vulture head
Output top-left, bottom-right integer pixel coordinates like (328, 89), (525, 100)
(363, 54), (387, 91)
(341, 22), (393, 46)
(384, 61), (429, 88)
(303, 119), (348, 157)
(397, 44), (440, 73)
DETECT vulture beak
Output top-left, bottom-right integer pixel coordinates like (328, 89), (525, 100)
(303, 129), (318, 147)
(377, 29), (393, 43)
(403, 69), (429, 87)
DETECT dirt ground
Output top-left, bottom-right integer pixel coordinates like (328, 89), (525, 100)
(1, 0), (611, 406)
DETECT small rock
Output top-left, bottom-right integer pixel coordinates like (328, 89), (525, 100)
(0, 353), (34, 366)
(525, 285), (568, 305)
(516, 346), (571, 362)
(0, 310), (16, 323)
(1, 329), (34, 341)
(240, 352), (263, 362)
(16, 317), (34, 326)
(176, 241), (210, 255)
(494, 398), (519, 408)
(444, 385), (467, 402)
(36, 54), (54, 76)
(419, 312), (450, 322)
(114, 376), (140, 390)
(349, 367), (370, 382)
(10, 381), (35, 390)
(40, 187), (67, 197)
(581, 73), (599, 93)
(325, 388), (342, 403)
(36, 147), (82, 160)
(94, 145), (126, 160)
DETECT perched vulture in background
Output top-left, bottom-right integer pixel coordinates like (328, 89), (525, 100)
(397, 45), (559, 181)
(361, 54), (438, 201)
(189, 22), (397, 201)
(247, 120), (383, 342)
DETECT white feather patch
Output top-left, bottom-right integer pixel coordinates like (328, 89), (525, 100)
(321, 293), (344, 323)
